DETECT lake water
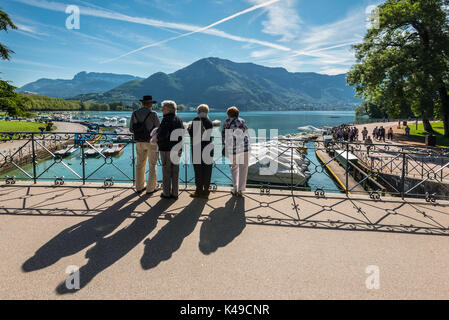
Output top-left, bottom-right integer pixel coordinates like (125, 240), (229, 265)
(4, 111), (355, 192)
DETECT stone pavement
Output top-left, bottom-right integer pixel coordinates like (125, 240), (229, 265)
(1, 183), (449, 299)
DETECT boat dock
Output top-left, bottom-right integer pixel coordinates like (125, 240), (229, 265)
(315, 146), (366, 194)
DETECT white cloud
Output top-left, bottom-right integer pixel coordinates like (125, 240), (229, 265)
(250, 48), (278, 58)
(319, 66), (351, 75)
(6, 58), (67, 69)
(97, 0), (292, 63)
(248, 0), (302, 42)
(13, 0), (290, 60)
(246, 4), (372, 75)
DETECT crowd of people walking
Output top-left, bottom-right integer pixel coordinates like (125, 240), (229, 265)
(129, 95), (249, 201)
(331, 125), (360, 142)
(331, 124), (395, 143)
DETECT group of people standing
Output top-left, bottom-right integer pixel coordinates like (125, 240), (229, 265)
(129, 95), (249, 201)
(372, 126), (394, 142)
(333, 124), (395, 144)
(332, 125), (359, 142)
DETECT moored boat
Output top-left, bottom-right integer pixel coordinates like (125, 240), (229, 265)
(247, 141), (311, 186)
(103, 144), (124, 157)
(84, 144), (105, 157)
(54, 145), (79, 157)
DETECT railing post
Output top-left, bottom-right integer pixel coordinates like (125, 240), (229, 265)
(185, 141), (188, 189)
(345, 142), (349, 196)
(401, 152), (406, 199)
(131, 139), (136, 186)
(291, 145), (294, 194)
(31, 133), (37, 184)
(81, 140), (86, 185)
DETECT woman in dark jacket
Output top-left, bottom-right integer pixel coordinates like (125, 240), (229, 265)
(188, 104), (214, 199)
(157, 100), (184, 200)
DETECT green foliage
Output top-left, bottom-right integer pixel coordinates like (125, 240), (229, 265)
(347, 0), (449, 136)
(355, 101), (387, 118)
(20, 94), (134, 112)
(0, 80), (30, 116)
(0, 120), (55, 133)
(0, 7), (17, 60)
(406, 121), (449, 146)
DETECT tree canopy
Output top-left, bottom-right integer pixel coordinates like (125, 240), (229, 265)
(0, 7), (17, 60)
(347, 0), (449, 136)
(0, 81), (30, 116)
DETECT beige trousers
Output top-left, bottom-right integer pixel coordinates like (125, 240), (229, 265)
(135, 142), (159, 192)
(230, 152), (249, 193)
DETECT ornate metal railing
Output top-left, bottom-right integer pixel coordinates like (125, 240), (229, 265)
(1, 131), (448, 201)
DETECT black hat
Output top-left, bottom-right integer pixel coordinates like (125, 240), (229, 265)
(140, 95), (157, 103)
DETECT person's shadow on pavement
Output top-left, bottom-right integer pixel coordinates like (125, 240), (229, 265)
(140, 199), (207, 270)
(55, 199), (174, 295)
(22, 192), (144, 273)
(199, 197), (246, 255)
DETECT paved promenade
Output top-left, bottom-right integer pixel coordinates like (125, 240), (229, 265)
(0, 122), (86, 156)
(1, 183), (449, 299)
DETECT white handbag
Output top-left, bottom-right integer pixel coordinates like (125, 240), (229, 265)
(150, 127), (159, 145)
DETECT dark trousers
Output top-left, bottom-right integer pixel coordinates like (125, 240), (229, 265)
(160, 151), (180, 196)
(193, 163), (212, 195)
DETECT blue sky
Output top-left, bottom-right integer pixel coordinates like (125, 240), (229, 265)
(0, 0), (382, 87)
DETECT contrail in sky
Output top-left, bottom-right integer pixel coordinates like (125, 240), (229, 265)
(14, 0), (356, 64)
(101, 0), (284, 63)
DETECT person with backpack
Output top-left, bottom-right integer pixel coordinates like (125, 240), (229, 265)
(129, 95), (161, 194)
(188, 104), (214, 199)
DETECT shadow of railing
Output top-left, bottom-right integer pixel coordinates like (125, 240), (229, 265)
(1, 185), (448, 237)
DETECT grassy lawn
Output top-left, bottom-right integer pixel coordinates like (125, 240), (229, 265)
(406, 121), (449, 147)
(0, 120), (57, 136)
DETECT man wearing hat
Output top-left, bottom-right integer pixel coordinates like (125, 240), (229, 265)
(130, 95), (161, 194)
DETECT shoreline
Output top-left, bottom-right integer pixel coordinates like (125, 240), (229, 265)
(0, 122), (87, 175)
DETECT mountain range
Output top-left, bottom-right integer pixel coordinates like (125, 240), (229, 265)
(20, 58), (360, 110)
(19, 72), (143, 98)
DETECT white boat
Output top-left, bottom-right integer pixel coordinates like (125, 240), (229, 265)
(334, 150), (358, 169)
(84, 144), (105, 157)
(54, 145), (79, 157)
(103, 144), (124, 157)
(114, 128), (130, 135)
(118, 118), (127, 127)
(212, 120), (221, 127)
(112, 135), (131, 143)
(247, 141), (311, 186)
(298, 125), (324, 133)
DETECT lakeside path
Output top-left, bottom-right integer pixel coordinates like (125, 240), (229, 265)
(354, 120), (444, 147)
(354, 121), (400, 142)
(1, 183), (449, 299)
(0, 121), (86, 156)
